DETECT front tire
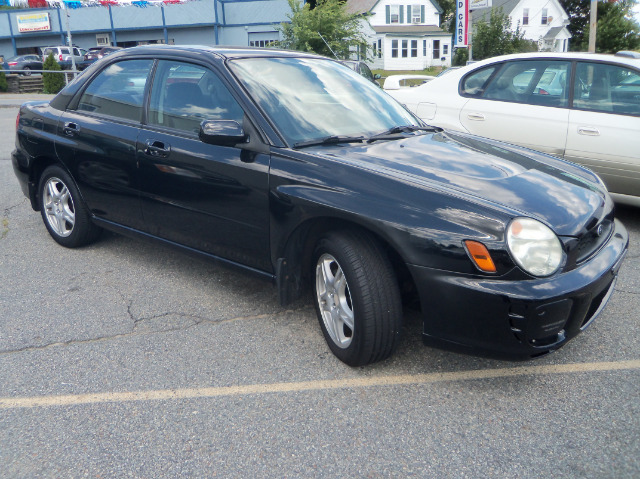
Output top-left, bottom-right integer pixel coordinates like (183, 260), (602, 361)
(23, 66), (31, 76)
(38, 165), (101, 248)
(312, 230), (402, 366)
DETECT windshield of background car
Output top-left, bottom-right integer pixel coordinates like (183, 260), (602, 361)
(228, 57), (419, 145)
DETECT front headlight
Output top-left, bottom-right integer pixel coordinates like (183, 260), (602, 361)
(507, 218), (563, 277)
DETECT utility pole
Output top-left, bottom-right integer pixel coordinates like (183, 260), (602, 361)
(63, 2), (77, 73)
(588, 0), (597, 52)
(468, 10), (473, 62)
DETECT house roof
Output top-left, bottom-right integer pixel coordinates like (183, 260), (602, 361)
(471, 0), (521, 23)
(345, 0), (378, 15)
(346, 0), (444, 16)
(372, 25), (448, 35)
(543, 26), (566, 40)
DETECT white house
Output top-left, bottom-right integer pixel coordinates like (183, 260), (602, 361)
(471, 0), (571, 52)
(347, 0), (452, 70)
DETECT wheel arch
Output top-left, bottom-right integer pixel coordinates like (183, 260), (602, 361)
(27, 155), (62, 211)
(276, 216), (419, 312)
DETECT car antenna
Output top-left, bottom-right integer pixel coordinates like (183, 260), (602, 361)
(317, 32), (339, 59)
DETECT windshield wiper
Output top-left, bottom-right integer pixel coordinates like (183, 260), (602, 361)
(366, 125), (440, 143)
(293, 135), (365, 149)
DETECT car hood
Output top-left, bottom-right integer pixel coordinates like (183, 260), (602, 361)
(311, 130), (609, 237)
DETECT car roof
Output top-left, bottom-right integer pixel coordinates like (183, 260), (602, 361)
(110, 44), (326, 61)
(463, 52), (640, 70)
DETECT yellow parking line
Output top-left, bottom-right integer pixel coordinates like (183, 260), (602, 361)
(1, 359), (639, 410)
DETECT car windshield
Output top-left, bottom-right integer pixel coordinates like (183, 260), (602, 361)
(229, 57), (419, 146)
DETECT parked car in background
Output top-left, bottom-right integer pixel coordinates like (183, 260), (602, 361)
(340, 60), (380, 85)
(387, 52), (640, 206)
(13, 45), (628, 366)
(41, 46), (86, 69)
(6, 54), (43, 76)
(83, 46), (122, 66)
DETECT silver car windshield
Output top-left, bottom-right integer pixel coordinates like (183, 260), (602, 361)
(229, 57), (420, 146)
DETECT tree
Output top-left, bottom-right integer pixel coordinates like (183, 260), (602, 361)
(472, 9), (538, 60)
(587, 0), (640, 52)
(438, 0), (456, 33)
(42, 53), (65, 94)
(561, 0), (640, 52)
(277, 0), (370, 59)
(0, 69), (7, 93)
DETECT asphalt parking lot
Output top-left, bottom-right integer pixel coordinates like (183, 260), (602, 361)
(0, 98), (639, 478)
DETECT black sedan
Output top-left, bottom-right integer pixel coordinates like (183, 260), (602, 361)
(12, 45), (628, 366)
(6, 54), (43, 75)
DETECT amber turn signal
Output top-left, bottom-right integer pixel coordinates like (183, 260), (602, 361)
(464, 240), (497, 273)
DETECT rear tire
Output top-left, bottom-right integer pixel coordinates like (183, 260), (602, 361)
(23, 66), (31, 76)
(312, 230), (402, 366)
(38, 165), (101, 248)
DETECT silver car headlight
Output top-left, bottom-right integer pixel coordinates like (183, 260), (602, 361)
(507, 218), (563, 277)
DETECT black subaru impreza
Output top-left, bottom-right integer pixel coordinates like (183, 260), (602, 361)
(12, 45), (628, 366)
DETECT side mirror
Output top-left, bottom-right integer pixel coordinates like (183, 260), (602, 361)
(199, 120), (247, 146)
(374, 73), (381, 80)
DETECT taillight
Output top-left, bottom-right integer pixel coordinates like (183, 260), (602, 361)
(8, 62), (17, 66)
(59, 54), (63, 61)
(539, 88), (549, 95)
(16, 112), (20, 131)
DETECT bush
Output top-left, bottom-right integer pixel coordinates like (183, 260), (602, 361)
(452, 48), (468, 66)
(42, 53), (65, 94)
(0, 69), (7, 92)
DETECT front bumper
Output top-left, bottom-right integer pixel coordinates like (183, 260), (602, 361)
(409, 218), (629, 359)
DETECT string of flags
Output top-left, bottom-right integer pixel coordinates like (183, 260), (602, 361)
(0, 0), (187, 8)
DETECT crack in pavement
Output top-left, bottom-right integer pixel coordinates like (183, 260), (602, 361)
(0, 307), (312, 356)
(616, 288), (640, 295)
(3, 198), (28, 216)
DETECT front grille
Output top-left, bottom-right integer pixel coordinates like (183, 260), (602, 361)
(575, 219), (613, 264)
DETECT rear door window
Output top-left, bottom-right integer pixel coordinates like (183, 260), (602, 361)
(77, 59), (154, 122)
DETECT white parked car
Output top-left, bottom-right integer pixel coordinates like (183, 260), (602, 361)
(387, 52), (640, 206)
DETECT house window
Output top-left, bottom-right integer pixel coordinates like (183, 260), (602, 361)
(390, 5), (400, 23)
(411, 40), (418, 57)
(412, 4), (421, 23)
(443, 44), (449, 55)
(541, 8), (548, 25)
(423, 40), (427, 56)
(402, 40), (408, 58)
(522, 8), (529, 25)
(433, 40), (440, 59)
(392, 39), (399, 58)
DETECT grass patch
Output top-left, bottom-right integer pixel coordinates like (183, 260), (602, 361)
(1, 218), (8, 240)
(372, 67), (445, 88)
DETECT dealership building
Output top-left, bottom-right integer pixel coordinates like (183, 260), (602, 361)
(0, 0), (289, 57)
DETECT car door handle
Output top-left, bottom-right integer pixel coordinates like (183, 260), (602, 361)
(63, 122), (80, 136)
(144, 140), (171, 158)
(467, 113), (485, 121)
(578, 127), (600, 136)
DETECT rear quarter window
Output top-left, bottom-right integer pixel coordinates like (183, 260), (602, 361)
(460, 66), (497, 97)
